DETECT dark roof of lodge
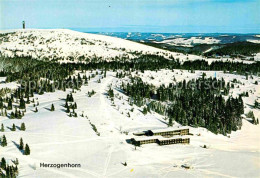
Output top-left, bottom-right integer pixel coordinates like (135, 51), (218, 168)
(133, 132), (146, 136)
(149, 127), (189, 133)
(133, 127), (189, 136)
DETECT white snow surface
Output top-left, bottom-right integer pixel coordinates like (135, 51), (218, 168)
(0, 70), (259, 177)
(247, 39), (260, 44)
(156, 37), (220, 47)
(254, 53), (260, 61)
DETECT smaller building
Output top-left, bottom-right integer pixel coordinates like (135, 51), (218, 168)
(130, 137), (158, 146)
(157, 137), (190, 146)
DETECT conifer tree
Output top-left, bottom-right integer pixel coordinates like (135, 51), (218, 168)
(35, 107), (38, 112)
(11, 124), (16, 131)
(20, 123), (26, 131)
(254, 100), (259, 109)
(1, 135), (7, 147)
(0, 124), (4, 132)
(65, 101), (68, 108)
(104, 69), (107, 78)
(0, 98), (3, 109)
(71, 94), (74, 102)
(7, 99), (12, 110)
(50, 104), (55, 111)
(14, 158), (19, 166)
(24, 144), (30, 155)
(17, 110), (22, 119)
(19, 97), (26, 109)
(14, 108), (18, 118)
(26, 96), (30, 104)
(1, 157), (6, 169)
(66, 107), (70, 113)
(19, 138), (24, 150)
(168, 118), (173, 127)
(142, 107), (148, 115)
(108, 88), (114, 98)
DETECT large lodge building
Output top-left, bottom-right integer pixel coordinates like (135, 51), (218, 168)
(130, 128), (191, 146)
(133, 128), (189, 137)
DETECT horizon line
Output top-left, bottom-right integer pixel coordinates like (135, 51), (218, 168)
(0, 28), (259, 35)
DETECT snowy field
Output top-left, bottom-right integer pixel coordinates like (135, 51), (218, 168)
(0, 70), (259, 177)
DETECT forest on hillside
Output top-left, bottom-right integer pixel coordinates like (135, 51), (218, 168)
(119, 76), (244, 135)
(142, 41), (260, 57)
(0, 54), (259, 135)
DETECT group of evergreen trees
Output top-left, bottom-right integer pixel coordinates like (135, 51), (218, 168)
(246, 111), (259, 125)
(66, 94), (74, 102)
(143, 41), (260, 57)
(1, 123), (26, 133)
(19, 138), (30, 155)
(0, 157), (19, 178)
(0, 89), (30, 120)
(0, 53), (258, 135)
(9, 123), (26, 131)
(1, 56), (259, 87)
(204, 42), (260, 57)
(65, 94), (78, 117)
(87, 90), (96, 97)
(10, 108), (24, 119)
(0, 55), (257, 122)
(121, 76), (244, 135)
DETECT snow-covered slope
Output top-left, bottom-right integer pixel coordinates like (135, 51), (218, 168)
(0, 29), (181, 62)
(1, 70), (259, 177)
(0, 29), (255, 64)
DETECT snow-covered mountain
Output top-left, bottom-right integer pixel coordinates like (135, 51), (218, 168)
(0, 29), (179, 62)
(1, 29), (256, 64)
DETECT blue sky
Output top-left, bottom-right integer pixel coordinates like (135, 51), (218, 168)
(1, 0), (260, 33)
